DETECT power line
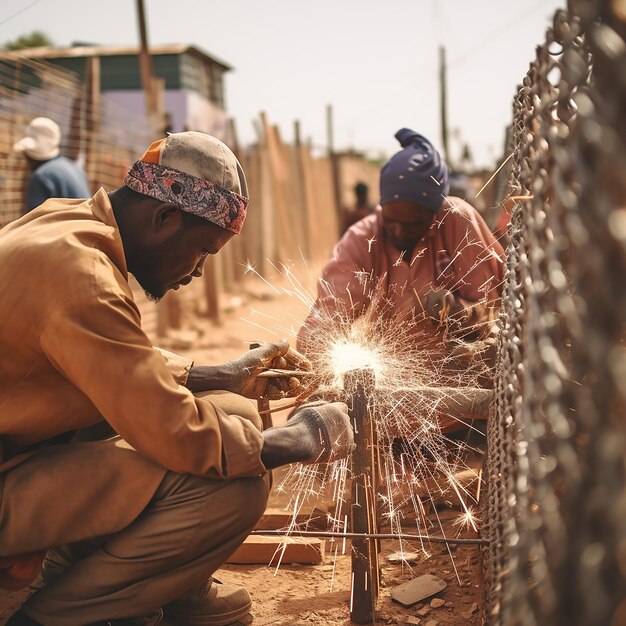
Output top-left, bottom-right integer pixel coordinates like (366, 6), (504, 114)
(449, 0), (551, 69)
(0, 0), (45, 28)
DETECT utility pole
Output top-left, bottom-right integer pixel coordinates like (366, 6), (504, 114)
(439, 45), (451, 166)
(135, 0), (159, 131)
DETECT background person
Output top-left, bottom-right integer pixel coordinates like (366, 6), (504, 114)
(13, 116), (90, 214)
(298, 128), (505, 432)
(341, 181), (375, 233)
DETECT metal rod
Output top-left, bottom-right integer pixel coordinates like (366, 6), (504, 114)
(256, 369), (314, 379)
(346, 368), (378, 624)
(249, 529), (488, 546)
(258, 400), (298, 416)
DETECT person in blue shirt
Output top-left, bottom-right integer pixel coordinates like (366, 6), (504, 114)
(13, 117), (90, 214)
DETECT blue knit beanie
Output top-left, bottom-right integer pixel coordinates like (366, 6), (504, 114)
(380, 128), (449, 212)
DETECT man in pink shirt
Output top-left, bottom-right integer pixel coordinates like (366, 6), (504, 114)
(298, 129), (504, 432)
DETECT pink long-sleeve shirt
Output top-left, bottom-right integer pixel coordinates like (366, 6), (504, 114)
(298, 198), (504, 354)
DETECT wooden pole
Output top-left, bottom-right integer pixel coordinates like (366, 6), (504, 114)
(326, 104), (334, 155)
(345, 368), (379, 624)
(228, 117), (241, 155)
(326, 103), (343, 235)
(439, 45), (450, 165)
(291, 119), (310, 259)
(294, 119), (301, 148)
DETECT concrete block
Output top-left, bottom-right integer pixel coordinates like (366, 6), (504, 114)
(391, 574), (447, 608)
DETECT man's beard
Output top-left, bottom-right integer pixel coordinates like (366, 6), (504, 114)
(130, 272), (164, 302)
(144, 290), (161, 303)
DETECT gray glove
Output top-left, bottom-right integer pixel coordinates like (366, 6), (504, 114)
(288, 401), (355, 464)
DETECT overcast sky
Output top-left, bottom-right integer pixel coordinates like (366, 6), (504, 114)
(2, 0), (564, 167)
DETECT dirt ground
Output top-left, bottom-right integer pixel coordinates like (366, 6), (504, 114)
(0, 533), (481, 626)
(220, 523), (482, 626)
(0, 274), (483, 625)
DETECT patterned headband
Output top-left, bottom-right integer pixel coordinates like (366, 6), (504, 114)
(125, 161), (248, 234)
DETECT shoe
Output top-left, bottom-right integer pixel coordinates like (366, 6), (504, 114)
(40, 555), (251, 625)
(164, 579), (252, 626)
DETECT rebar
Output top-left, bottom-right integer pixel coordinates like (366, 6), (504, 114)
(249, 529), (488, 545)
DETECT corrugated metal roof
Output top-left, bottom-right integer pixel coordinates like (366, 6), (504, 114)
(0, 43), (232, 71)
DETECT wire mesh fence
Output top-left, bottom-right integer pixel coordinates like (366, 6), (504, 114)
(0, 53), (154, 227)
(483, 1), (626, 625)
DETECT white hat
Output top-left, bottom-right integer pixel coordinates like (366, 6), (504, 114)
(13, 117), (61, 161)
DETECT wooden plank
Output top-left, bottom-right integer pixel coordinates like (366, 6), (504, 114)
(255, 506), (331, 531)
(298, 146), (341, 264)
(226, 536), (324, 565)
(261, 114), (300, 264)
(256, 117), (277, 274)
(203, 254), (222, 324)
(280, 138), (307, 260)
(312, 156), (340, 260)
(296, 143), (319, 262)
(292, 120), (310, 259)
(238, 149), (263, 269)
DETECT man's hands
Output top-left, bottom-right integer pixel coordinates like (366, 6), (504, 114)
(290, 401), (355, 464)
(227, 340), (311, 400)
(422, 288), (463, 323)
(186, 340), (311, 398)
(260, 401), (355, 469)
(416, 289), (489, 343)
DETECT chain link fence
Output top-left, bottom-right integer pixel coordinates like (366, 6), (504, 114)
(483, 1), (626, 625)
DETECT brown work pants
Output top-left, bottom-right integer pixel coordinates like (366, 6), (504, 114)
(0, 391), (269, 625)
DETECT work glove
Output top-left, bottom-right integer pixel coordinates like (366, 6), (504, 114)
(288, 401), (355, 464)
(228, 339), (311, 400)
